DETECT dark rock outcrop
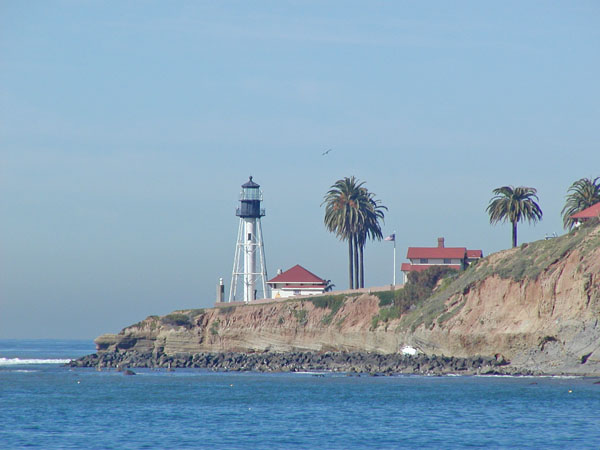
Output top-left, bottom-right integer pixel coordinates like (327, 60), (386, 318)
(69, 350), (523, 376)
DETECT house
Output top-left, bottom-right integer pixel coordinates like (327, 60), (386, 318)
(401, 237), (483, 284)
(571, 202), (600, 226)
(267, 264), (328, 298)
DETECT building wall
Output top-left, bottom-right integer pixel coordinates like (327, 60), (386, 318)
(271, 287), (325, 298)
(409, 258), (463, 265)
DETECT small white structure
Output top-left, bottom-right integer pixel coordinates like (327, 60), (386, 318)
(229, 177), (268, 302)
(267, 265), (328, 298)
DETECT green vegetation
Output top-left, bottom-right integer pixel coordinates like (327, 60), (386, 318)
(371, 266), (458, 330)
(374, 290), (395, 307)
(292, 308), (308, 325)
(309, 294), (345, 312)
(335, 315), (347, 330)
(487, 185), (543, 248)
(322, 176), (387, 289)
(160, 309), (206, 328)
(493, 225), (596, 282)
(436, 300), (466, 325)
(210, 319), (220, 336)
(309, 294), (346, 325)
(218, 305), (237, 315)
(371, 306), (402, 330)
(130, 315), (159, 329)
(161, 313), (192, 328)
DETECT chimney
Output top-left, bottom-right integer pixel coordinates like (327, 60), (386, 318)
(438, 237), (445, 248)
(216, 278), (225, 302)
(277, 268), (283, 275)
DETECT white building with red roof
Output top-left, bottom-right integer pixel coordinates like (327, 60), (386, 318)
(267, 264), (328, 298)
(571, 202), (600, 226)
(401, 237), (483, 284)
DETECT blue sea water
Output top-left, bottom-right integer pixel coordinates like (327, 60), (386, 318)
(1, 340), (600, 449)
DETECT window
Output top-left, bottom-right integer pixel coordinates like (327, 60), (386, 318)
(247, 233), (252, 241)
(443, 258), (451, 264)
(420, 258), (428, 263)
(293, 290), (301, 295)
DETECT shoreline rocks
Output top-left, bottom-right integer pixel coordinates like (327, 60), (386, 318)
(69, 350), (534, 376)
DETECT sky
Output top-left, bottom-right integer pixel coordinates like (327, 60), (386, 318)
(1, 1), (599, 339)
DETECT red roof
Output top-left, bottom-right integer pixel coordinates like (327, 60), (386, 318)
(407, 247), (467, 259)
(278, 284), (325, 289)
(401, 263), (461, 273)
(571, 202), (600, 219)
(467, 249), (483, 258)
(267, 264), (326, 284)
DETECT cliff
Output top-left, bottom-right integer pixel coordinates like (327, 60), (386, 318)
(94, 223), (600, 375)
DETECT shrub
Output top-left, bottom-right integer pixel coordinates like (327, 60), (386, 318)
(161, 314), (192, 328)
(374, 290), (395, 307)
(371, 267), (459, 329)
(218, 306), (237, 315)
(210, 319), (220, 336)
(310, 295), (346, 325)
(293, 309), (308, 325)
(309, 295), (345, 314)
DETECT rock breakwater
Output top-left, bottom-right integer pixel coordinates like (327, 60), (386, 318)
(69, 350), (524, 376)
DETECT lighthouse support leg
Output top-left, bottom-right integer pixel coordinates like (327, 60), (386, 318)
(229, 219), (244, 302)
(256, 218), (268, 299)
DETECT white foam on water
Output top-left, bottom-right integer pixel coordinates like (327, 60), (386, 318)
(292, 371), (327, 376)
(0, 357), (71, 366)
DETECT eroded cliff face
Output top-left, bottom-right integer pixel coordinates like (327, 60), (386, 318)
(96, 224), (600, 374)
(96, 294), (402, 355)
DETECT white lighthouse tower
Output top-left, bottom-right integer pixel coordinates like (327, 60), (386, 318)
(229, 176), (268, 302)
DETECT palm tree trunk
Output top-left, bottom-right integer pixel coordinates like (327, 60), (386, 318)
(359, 243), (364, 288)
(353, 234), (359, 289)
(512, 221), (518, 248)
(348, 238), (354, 289)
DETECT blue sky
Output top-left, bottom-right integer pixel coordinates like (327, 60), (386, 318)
(1, 1), (599, 339)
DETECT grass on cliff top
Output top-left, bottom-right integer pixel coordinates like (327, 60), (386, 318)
(128, 309), (206, 330)
(492, 221), (598, 282)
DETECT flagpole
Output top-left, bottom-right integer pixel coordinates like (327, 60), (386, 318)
(393, 231), (396, 286)
(385, 232), (397, 286)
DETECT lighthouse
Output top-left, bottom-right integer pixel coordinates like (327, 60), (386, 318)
(229, 176), (269, 302)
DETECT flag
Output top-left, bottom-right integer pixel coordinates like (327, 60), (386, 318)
(384, 234), (395, 241)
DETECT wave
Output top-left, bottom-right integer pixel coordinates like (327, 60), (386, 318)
(0, 357), (71, 366)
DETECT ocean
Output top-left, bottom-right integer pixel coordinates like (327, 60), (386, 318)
(1, 340), (599, 449)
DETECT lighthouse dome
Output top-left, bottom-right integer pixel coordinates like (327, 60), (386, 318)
(242, 176), (260, 188)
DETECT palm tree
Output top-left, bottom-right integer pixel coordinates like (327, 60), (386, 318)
(356, 189), (386, 288)
(322, 176), (365, 289)
(486, 186), (543, 248)
(561, 177), (600, 230)
(322, 177), (386, 289)
(324, 280), (335, 292)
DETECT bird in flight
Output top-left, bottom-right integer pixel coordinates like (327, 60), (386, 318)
(322, 148), (333, 156)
